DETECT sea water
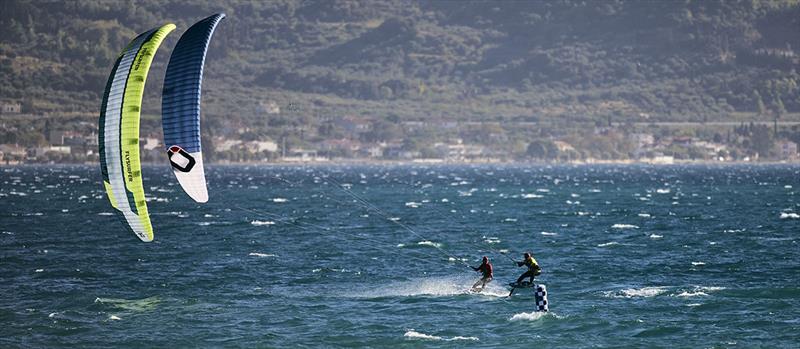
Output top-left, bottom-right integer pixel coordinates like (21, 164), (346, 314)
(1, 164), (798, 347)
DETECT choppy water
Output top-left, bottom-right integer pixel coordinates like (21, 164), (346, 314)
(1, 164), (799, 347)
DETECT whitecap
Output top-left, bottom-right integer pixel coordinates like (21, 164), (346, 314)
(656, 188), (670, 194)
(723, 229), (744, 233)
(404, 330), (479, 342)
(249, 253), (277, 258)
(780, 212), (799, 219)
(272, 198), (288, 203)
(597, 242), (619, 247)
(109, 315), (122, 320)
(638, 213), (651, 218)
(417, 240), (442, 248)
(405, 202), (420, 208)
(691, 261), (705, 266)
(484, 237), (501, 244)
(251, 220), (275, 226)
(503, 218), (517, 222)
(677, 291), (708, 297)
(521, 193), (543, 199)
(611, 224), (639, 229)
(510, 312), (547, 321)
(541, 232), (557, 236)
(649, 234), (663, 239)
(607, 286), (668, 298)
(353, 275), (505, 299)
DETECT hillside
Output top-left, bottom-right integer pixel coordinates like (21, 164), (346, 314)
(1, 0), (799, 162)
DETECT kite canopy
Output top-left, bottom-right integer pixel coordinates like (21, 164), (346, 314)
(162, 13), (226, 203)
(99, 24), (175, 242)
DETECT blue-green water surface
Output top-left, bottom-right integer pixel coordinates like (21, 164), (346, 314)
(1, 164), (798, 348)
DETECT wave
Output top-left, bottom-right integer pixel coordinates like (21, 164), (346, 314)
(723, 228), (745, 233)
(677, 291), (708, 297)
(649, 234), (663, 239)
(780, 212), (799, 219)
(611, 224), (639, 229)
(249, 252), (277, 258)
(94, 296), (161, 312)
(417, 240), (442, 248)
(510, 311), (547, 321)
(597, 241), (619, 247)
(675, 286), (724, 297)
(350, 276), (507, 298)
(251, 220), (275, 226)
(404, 330), (478, 342)
(605, 286), (668, 298)
(484, 237), (501, 244)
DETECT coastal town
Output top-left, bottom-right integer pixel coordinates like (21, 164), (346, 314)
(2, 99), (798, 166)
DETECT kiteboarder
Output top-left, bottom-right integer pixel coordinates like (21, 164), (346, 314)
(470, 256), (493, 292)
(515, 252), (541, 285)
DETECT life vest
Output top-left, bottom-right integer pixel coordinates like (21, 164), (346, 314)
(480, 262), (493, 278)
(526, 257), (541, 275)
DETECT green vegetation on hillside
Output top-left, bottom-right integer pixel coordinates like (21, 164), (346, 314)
(1, 0), (799, 162)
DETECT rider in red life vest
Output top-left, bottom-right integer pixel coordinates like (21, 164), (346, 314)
(471, 256), (493, 292)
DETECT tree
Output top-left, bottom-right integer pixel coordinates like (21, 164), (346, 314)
(754, 90), (766, 115)
(526, 139), (558, 160)
(750, 124), (773, 159)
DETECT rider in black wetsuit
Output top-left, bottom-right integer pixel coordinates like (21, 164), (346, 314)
(515, 252), (541, 284)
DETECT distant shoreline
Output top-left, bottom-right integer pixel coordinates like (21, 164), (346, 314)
(3, 159), (799, 167)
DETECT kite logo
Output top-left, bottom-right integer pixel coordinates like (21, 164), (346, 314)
(167, 145), (196, 172)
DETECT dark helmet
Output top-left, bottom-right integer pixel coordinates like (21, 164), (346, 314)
(524, 252), (531, 258)
(482, 256), (488, 262)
